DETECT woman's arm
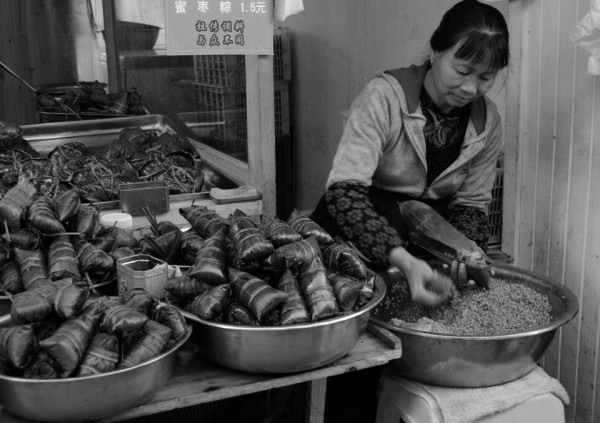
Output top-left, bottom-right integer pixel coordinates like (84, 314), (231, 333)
(325, 181), (405, 268)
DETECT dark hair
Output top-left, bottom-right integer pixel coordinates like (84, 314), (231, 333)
(430, 0), (509, 71)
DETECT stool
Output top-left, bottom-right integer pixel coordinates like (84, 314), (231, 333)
(376, 375), (565, 423)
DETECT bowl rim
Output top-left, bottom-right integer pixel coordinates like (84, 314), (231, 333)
(369, 263), (579, 341)
(0, 315), (192, 384)
(182, 275), (387, 331)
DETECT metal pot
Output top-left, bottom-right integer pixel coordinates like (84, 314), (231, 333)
(183, 276), (386, 373)
(0, 314), (191, 422)
(369, 264), (579, 387)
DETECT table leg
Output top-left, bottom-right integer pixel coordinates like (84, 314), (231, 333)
(306, 378), (327, 423)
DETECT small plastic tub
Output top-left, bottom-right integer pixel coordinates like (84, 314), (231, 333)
(100, 212), (133, 230)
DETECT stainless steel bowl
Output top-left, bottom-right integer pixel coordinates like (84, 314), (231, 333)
(183, 276), (386, 373)
(370, 264), (579, 387)
(0, 314), (191, 422)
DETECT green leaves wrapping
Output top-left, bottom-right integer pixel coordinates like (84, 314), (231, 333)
(287, 209), (333, 245)
(276, 270), (309, 325)
(229, 268), (289, 323)
(76, 333), (119, 376)
(298, 255), (340, 322)
(229, 209), (274, 264)
(188, 228), (229, 285)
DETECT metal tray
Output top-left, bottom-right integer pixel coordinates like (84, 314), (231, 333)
(20, 114), (238, 210)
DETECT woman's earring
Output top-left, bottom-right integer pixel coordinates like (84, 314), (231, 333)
(430, 56), (434, 65)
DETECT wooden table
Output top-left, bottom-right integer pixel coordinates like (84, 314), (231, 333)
(0, 329), (402, 423)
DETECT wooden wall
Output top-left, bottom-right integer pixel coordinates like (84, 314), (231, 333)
(505, 0), (600, 421)
(287, 0), (598, 421)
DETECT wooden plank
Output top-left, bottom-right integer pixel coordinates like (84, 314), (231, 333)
(246, 55), (277, 218)
(86, 331), (402, 422)
(101, 0), (121, 92)
(544, 0), (579, 381)
(305, 379), (327, 423)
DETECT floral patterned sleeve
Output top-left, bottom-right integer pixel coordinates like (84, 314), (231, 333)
(446, 205), (490, 252)
(325, 182), (407, 267)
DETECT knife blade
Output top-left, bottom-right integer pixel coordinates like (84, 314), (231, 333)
(409, 232), (492, 288)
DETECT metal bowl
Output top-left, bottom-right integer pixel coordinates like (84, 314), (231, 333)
(370, 264), (579, 387)
(0, 314), (191, 422)
(183, 276), (386, 373)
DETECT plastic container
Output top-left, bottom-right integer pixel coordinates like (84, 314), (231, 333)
(118, 181), (169, 216)
(375, 373), (565, 423)
(100, 212), (133, 230)
(116, 254), (168, 299)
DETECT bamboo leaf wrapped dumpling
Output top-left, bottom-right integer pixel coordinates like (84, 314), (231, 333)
(287, 209), (333, 245)
(117, 320), (172, 369)
(223, 301), (259, 326)
(52, 188), (81, 223)
(23, 350), (61, 379)
(0, 324), (37, 369)
(180, 229), (205, 265)
(73, 239), (114, 280)
(48, 235), (81, 281)
(149, 302), (188, 343)
(27, 197), (66, 234)
(50, 280), (90, 318)
(11, 278), (73, 325)
(0, 260), (24, 295)
(99, 297), (149, 337)
(76, 333), (119, 377)
(15, 248), (49, 290)
(263, 216), (302, 247)
(276, 270), (309, 325)
(121, 287), (157, 315)
(327, 271), (362, 313)
(322, 238), (368, 280)
(179, 206), (229, 238)
(0, 176), (36, 231)
(262, 236), (320, 272)
(229, 268), (289, 323)
(298, 255), (340, 321)
(164, 272), (210, 301)
(188, 228), (229, 286)
(185, 283), (230, 321)
(228, 209), (274, 264)
(39, 303), (103, 377)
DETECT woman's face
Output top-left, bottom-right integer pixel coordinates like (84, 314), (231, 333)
(428, 42), (499, 112)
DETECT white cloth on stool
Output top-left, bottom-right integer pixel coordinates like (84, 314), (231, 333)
(384, 366), (569, 423)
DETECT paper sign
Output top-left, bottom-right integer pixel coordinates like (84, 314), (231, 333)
(165, 0), (274, 55)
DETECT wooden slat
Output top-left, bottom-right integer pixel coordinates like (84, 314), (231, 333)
(305, 379), (327, 423)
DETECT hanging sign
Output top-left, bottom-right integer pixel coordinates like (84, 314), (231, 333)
(165, 0), (274, 55)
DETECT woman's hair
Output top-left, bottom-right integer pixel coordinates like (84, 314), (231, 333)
(430, 0), (509, 71)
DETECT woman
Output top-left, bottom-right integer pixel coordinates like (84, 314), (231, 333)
(311, 0), (509, 307)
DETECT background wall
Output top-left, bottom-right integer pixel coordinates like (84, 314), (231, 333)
(505, 1), (600, 421)
(285, 0), (599, 421)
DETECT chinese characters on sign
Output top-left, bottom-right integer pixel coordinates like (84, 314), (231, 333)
(166, 0), (273, 55)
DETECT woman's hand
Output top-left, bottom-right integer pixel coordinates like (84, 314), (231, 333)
(389, 246), (453, 306)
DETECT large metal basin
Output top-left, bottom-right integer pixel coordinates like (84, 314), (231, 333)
(370, 264), (578, 387)
(0, 314), (191, 422)
(183, 276), (386, 373)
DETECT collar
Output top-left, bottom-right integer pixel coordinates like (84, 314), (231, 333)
(385, 63), (486, 135)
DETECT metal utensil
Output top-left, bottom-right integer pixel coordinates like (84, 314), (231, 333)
(0, 59), (38, 93)
(369, 264), (579, 387)
(0, 314), (192, 422)
(409, 232), (492, 288)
